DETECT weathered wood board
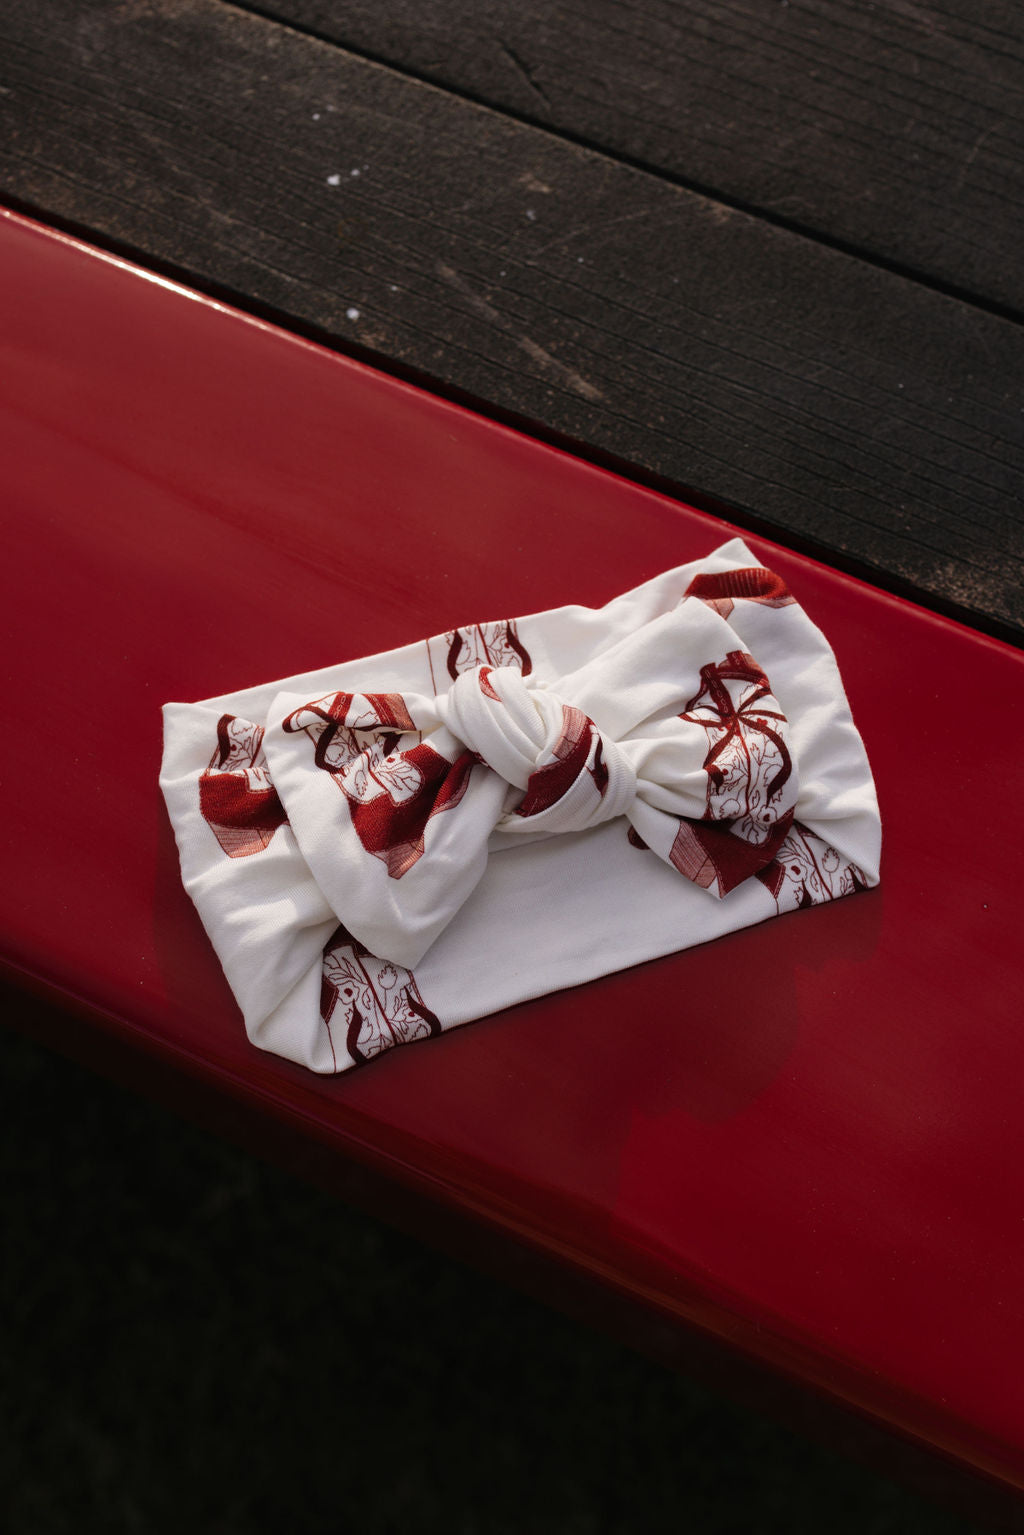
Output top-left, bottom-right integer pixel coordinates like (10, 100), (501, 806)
(247, 0), (1024, 316)
(1, 0), (1021, 637)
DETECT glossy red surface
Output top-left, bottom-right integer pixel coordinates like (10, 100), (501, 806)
(2, 209), (1023, 1487)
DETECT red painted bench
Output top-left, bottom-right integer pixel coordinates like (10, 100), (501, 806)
(3, 208), (1022, 1502)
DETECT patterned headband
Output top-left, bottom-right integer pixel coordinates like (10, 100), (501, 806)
(161, 538), (880, 1073)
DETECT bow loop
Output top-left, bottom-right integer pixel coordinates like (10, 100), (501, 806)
(258, 619), (801, 968)
(438, 665), (636, 834)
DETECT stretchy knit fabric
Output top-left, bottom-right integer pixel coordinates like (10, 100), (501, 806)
(161, 539), (880, 1073)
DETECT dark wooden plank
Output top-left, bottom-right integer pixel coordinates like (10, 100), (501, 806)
(243, 0), (1024, 316)
(1, 0), (1022, 635)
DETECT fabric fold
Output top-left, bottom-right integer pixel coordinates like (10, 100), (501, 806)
(161, 538), (881, 1073)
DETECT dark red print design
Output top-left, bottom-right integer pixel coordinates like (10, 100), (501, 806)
(685, 566), (796, 622)
(282, 691), (474, 879)
(682, 651), (792, 825)
(668, 651), (794, 896)
(757, 821), (869, 912)
(515, 703), (609, 819)
(667, 810), (794, 898)
(442, 620), (532, 682)
(199, 713), (286, 858)
(320, 924), (441, 1067)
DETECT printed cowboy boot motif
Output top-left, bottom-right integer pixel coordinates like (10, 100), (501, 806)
(199, 713), (287, 858)
(681, 650), (793, 838)
(429, 618), (532, 689)
(666, 651), (795, 895)
(283, 692), (474, 878)
(319, 925), (440, 1066)
(757, 821), (869, 911)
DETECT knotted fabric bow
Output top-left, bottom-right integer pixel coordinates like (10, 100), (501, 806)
(162, 539), (880, 1073)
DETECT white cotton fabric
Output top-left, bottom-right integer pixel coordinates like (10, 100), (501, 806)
(161, 538), (881, 1073)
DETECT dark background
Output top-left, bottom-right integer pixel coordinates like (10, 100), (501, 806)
(0, 1012), (994, 1535)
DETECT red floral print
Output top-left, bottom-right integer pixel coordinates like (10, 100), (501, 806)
(682, 651), (792, 829)
(199, 714), (286, 858)
(440, 619), (532, 682)
(757, 821), (869, 911)
(320, 924), (440, 1066)
(665, 650), (795, 896)
(283, 692), (475, 878)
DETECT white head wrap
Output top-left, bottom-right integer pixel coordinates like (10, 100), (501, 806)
(161, 539), (880, 1072)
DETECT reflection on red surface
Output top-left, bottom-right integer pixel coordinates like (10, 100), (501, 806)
(2, 208), (1023, 1491)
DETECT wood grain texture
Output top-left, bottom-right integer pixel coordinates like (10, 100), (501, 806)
(243, 0), (1024, 316)
(1, 0), (1021, 633)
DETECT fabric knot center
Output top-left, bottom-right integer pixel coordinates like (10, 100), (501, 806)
(439, 665), (636, 834)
